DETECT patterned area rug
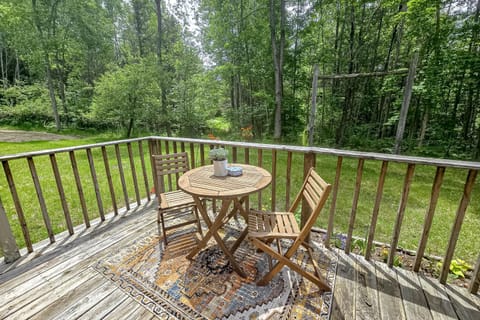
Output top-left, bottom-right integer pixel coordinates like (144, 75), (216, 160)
(94, 225), (337, 319)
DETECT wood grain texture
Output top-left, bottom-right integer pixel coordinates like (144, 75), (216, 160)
(2, 160), (32, 252)
(49, 153), (74, 235)
(396, 267), (433, 320)
(86, 148), (105, 220)
(375, 262), (406, 320)
(388, 163), (415, 267)
(419, 274), (458, 320)
(355, 256), (380, 320)
(27, 157), (55, 243)
(101, 146), (118, 215)
(115, 144), (130, 210)
(440, 169), (478, 284)
(325, 156), (342, 248)
(331, 251), (356, 320)
(366, 161), (388, 260)
(127, 142), (141, 205)
(69, 151), (90, 227)
(345, 158), (364, 254)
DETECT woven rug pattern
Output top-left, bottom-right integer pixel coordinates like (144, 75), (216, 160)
(94, 224), (337, 319)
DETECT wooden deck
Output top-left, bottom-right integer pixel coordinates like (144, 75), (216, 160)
(0, 202), (479, 320)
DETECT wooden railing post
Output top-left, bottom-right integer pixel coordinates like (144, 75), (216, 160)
(440, 169), (478, 284)
(469, 253), (480, 294)
(301, 152), (316, 230)
(345, 158), (365, 254)
(413, 166), (445, 271)
(365, 160), (388, 259)
(2, 160), (33, 252)
(388, 163), (415, 267)
(0, 195), (20, 263)
(325, 156), (342, 248)
(149, 139), (159, 199)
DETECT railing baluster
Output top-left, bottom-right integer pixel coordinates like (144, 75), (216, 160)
(232, 147), (237, 163)
(413, 166), (445, 271)
(149, 139), (159, 199)
(257, 149), (263, 210)
(115, 144), (130, 210)
(0, 195), (21, 262)
(285, 152), (292, 211)
(181, 142), (185, 153)
(302, 152), (316, 242)
(2, 160), (33, 252)
(189, 143), (196, 168)
(127, 143), (141, 205)
(138, 141), (151, 201)
(440, 169), (478, 284)
(69, 151), (90, 227)
(27, 157), (55, 243)
(86, 149), (105, 221)
(165, 140), (170, 154)
(365, 161), (388, 259)
(244, 148), (250, 164)
(325, 156), (343, 248)
(200, 144), (205, 165)
(469, 253), (480, 294)
(388, 163), (415, 267)
(345, 158), (365, 254)
(157, 139), (163, 155)
(173, 141), (178, 154)
(166, 141), (173, 192)
(101, 146), (118, 215)
(271, 149), (277, 212)
(49, 154), (74, 235)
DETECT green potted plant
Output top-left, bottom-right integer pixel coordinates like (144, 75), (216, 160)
(209, 147), (228, 176)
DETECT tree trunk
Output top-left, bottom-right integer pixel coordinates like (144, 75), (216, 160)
(0, 47), (6, 89)
(154, 0), (171, 136)
(418, 106), (429, 147)
(45, 53), (60, 130)
(31, 0), (60, 130)
(269, 0), (285, 139)
(308, 64), (319, 147)
(394, 52), (418, 154)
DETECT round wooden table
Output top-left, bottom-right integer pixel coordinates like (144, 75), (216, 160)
(178, 164), (271, 277)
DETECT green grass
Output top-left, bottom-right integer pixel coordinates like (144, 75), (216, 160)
(0, 133), (478, 266)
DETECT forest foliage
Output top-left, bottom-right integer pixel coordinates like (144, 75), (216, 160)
(0, 0), (479, 159)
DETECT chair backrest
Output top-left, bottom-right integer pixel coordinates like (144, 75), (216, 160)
(152, 152), (190, 196)
(290, 168), (332, 244)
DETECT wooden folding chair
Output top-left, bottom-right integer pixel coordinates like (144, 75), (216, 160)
(248, 168), (332, 291)
(152, 152), (203, 245)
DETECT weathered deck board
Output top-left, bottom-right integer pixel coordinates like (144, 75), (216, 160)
(76, 289), (131, 319)
(396, 267), (433, 320)
(355, 256), (380, 320)
(102, 298), (145, 320)
(419, 273), (458, 320)
(0, 201), (478, 320)
(375, 260), (406, 320)
(331, 251), (356, 319)
(444, 285), (480, 320)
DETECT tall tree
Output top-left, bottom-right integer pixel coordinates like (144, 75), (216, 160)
(269, 0), (286, 139)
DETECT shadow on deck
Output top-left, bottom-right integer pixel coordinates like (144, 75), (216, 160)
(0, 201), (479, 319)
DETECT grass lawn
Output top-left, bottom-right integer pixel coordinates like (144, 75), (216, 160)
(0, 132), (479, 266)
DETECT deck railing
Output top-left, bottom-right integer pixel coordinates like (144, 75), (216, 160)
(0, 136), (479, 294)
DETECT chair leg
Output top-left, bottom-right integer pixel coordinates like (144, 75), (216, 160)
(194, 206), (203, 237)
(252, 238), (331, 291)
(158, 210), (168, 245)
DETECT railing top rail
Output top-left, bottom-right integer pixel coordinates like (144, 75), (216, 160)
(0, 137), (150, 161)
(0, 135), (479, 170)
(150, 136), (480, 170)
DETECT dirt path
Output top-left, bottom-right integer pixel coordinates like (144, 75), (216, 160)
(0, 129), (78, 142)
